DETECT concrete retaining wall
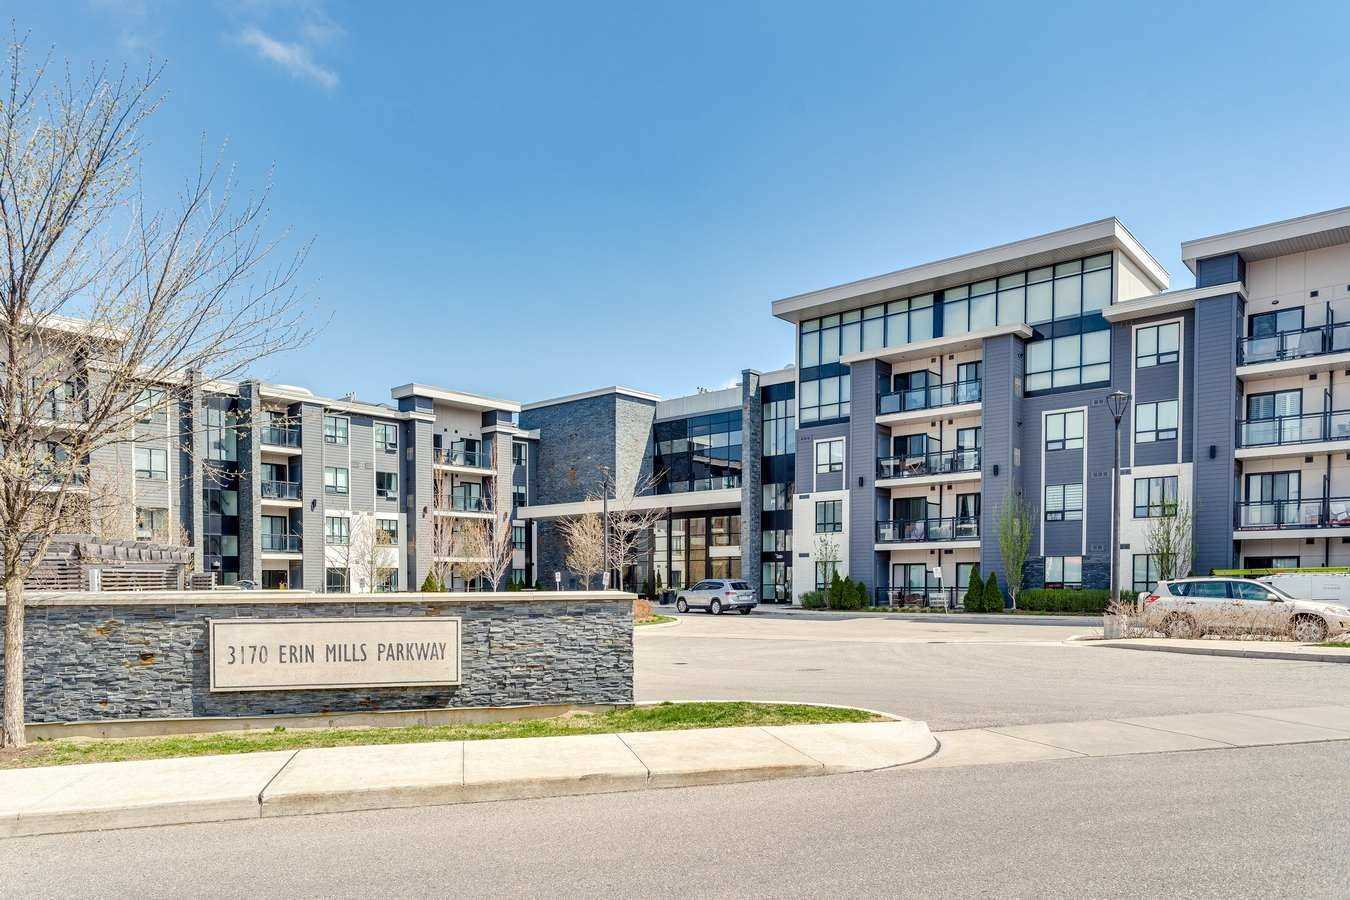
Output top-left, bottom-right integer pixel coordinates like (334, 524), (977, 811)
(0, 591), (634, 724)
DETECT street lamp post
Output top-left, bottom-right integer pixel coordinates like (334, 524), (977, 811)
(1105, 390), (1131, 610)
(600, 467), (611, 590)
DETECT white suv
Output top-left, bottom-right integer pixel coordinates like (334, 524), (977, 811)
(675, 580), (757, 615)
(1141, 577), (1350, 642)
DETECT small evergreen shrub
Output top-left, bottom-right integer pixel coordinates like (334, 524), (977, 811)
(420, 572), (442, 593)
(800, 590), (826, 609)
(986, 572), (1004, 611)
(1017, 588), (1111, 613)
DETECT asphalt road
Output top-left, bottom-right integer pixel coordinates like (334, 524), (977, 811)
(6, 741), (1348, 898)
(637, 611), (1350, 730)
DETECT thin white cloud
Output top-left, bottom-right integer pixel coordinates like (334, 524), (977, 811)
(238, 25), (338, 89)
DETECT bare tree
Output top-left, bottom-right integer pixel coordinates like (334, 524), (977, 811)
(333, 513), (397, 593)
(456, 499), (514, 591)
(0, 42), (310, 747)
(997, 491), (1035, 610)
(557, 510), (604, 590)
(602, 471), (666, 592)
(1146, 499), (1194, 582)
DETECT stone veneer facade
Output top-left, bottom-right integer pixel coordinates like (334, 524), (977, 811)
(1, 592), (633, 723)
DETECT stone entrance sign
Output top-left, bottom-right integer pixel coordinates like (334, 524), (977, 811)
(209, 617), (461, 692)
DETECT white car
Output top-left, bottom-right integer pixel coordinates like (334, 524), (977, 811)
(1140, 577), (1350, 643)
(675, 579), (757, 615)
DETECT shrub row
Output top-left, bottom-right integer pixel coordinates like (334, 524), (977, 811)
(1017, 588), (1112, 614)
(962, 566), (1005, 613)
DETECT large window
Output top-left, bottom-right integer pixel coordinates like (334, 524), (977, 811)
(1045, 556), (1083, 589)
(763, 395), (796, 457)
(1135, 400), (1179, 443)
(374, 422), (398, 452)
(512, 441), (527, 466)
(1136, 323), (1180, 368)
(815, 500), (843, 533)
(324, 516), (350, 545)
(653, 411), (743, 493)
(324, 466), (349, 495)
(512, 525), (526, 550)
(1132, 554), (1161, 593)
(799, 374), (850, 424)
(134, 447), (167, 480)
(1026, 330), (1110, 392)
(815, 438), (844, 474)
(762, 529), (792, 552)
(324, 415), (349, 445)
(1045, 483), (1084, 521)
(1134, 476), (1178, 518)
(326, 567), (348, 592)
(376, 518), (398, 544)
(1045, 411), (1084, 451)
(762, 483), (792, 512)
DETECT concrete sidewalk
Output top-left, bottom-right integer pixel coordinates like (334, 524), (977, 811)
(688, 606), (1097, 627)
(0, 720), (936, 839)
(912, 704), (1350, 770)
(1093, 638), (1350, 663)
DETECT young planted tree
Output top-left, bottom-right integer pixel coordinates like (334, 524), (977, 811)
(600, 471), (666, 592)
(557, 510), (604, 589)
(333, 514), (398, 593)
(456, 496), (515, 591)
(996, 492), (1035, 610)
(0, 44), (310, 747)
(1146, 499), (1194, 582)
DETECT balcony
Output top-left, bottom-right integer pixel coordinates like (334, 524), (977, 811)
(1237, 410), (1350, 450)
(876, 517), (980, 544)
(436, 495), (488, 514)
(435, 447), (492, 469)
(1238, 323), (1350, 366)
(260, 426), (301, 448)
(1235, 498), (1350, 531)
(261, 533), (302, 553)
(261, 480), (301, 501)
(878, 380), (981, 416)
(878, 448), (981, 481)
(875, 586), (960, 609)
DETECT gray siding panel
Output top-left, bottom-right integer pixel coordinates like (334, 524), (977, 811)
(1192, 293), (1242, 573)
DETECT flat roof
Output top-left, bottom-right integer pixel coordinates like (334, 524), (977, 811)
(390, 383), (521, 413)
(770, 218), (1169, 324)
(522, 385), (662, 412)
(1181, 204), (1350, 274)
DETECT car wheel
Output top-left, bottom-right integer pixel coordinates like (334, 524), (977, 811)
(739, 607), (752, 615)
(1290, 614), (1329, 643)
(710, 599), (723, 615)
(675, 598), (688, 613)
(1162, 613), (1196, 640)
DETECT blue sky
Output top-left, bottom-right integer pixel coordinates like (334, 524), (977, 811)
(27, 1), (1350, 404)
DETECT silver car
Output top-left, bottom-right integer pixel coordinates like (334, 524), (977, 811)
(1141, 577), (1350, 642)
(675, 579), (757, 615)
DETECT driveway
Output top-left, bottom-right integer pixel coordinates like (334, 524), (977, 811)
(637, 611), (1350, 730)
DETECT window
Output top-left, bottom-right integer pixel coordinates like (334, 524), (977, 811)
(375, 471), (398, 500)
(762, 529), (792, 552)
(1249, 307), (1303, 338)
(652, 411), (744, 493)
(326, 567), (348, 592)
(134, 447), (167, 480)
(134, 387), (166, 417)
(815, 560), (838, 590)
(205, 401), (239, 461)
(375, 569), (398, 593)
(763, 395), (796, 457)
(324, 415), (348, 445)
(376, 518), (398, 545)
(1045, 556), (1083, 589)
(512, 525), (526, 550)
(815, 439), (844, 474)
(135, 507), (167, 541)
(1025, 329), (1111, 392)
(512, 483), (527, 508)
(815, 500), (843, 533)
(1243, 556), (1299, 570)
(324, 466), (349, 495)
(512, 441), (527, 466)
(374, 422), (398, 452)
(763, 483), (792, 511)
(1045, 483), (1084, 521)
(799, 374), (850, 424)
(1045, 411), (1084, 451)
(1135, 400), (1179, 443)
(1136, 323), (1180, 368)
(1134, 476), (1178, 518)
(1132, 554), (1161, 593)
(325, 516), (350, 545)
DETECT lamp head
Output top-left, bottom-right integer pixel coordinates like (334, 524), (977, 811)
(1105, 390), (1130, 423)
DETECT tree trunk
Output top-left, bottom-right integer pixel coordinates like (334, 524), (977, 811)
(2, 577), (26, 748)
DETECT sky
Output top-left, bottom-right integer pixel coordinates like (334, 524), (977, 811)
(21, 1), (1350, 405)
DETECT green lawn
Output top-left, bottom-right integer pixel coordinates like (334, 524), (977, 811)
(1317, 641), (1350, 648)
(636, 614), (676, 626)
(0, 702), (879, 770)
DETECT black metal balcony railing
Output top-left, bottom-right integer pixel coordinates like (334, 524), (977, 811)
(876, 517), (980, 543)
(260, 425), (301, 448)
(1238, 322), (1350, 365)
(261, 480), (301, 500)
(878, 448), (981, 480)
(436, 447), (490, 468)
(1235, 498), (1350, 530)
(878, 380), (981, 416)
(875, 586), (961, 609)
(261, 533), (302, 552)
(1236, 410), (1350, 448)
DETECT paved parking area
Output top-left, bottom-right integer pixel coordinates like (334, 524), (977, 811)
(637, 611), (1350, 730)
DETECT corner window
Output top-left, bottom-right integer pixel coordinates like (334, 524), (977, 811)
(815, 439), (844, 475)
(1025, 330), (1110, 393)
(1045, 556), (1083, 589)
(1135, 400), (1179, 443)
(1045, 483), (1083, 521)
(324, 415), (349, 445)
(1045, 411), (1084, 451)
(815, 500), (843, 533)
(1136, 323), (1180, 368)
(1134, 476), (1178, 518)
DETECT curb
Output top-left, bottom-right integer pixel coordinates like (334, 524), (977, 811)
(635, 617), (680, 630)
(745, 609), (1100, 627)
(0, 720), (935, 840)
(1091, 641), (1350, 664)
